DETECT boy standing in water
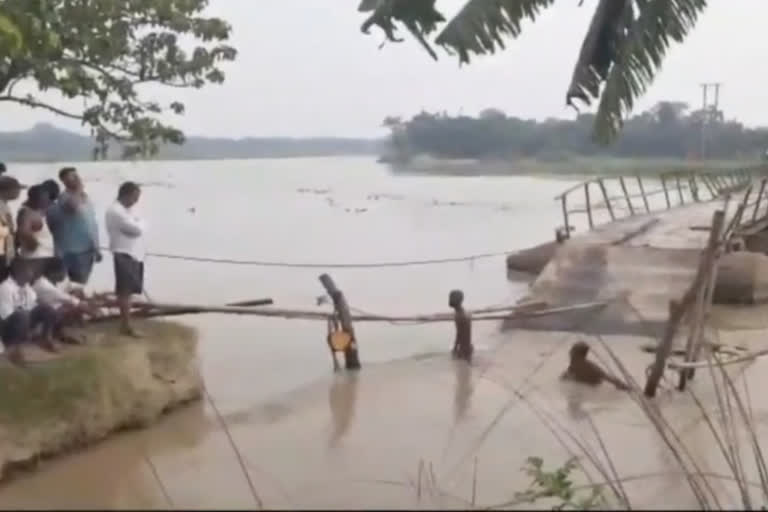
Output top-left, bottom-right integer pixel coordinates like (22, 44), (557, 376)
(449, 289), (473, 363)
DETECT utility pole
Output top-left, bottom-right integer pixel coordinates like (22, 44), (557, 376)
(699, 82), (723, 160)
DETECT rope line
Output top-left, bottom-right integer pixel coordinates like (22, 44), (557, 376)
(98, 246), (511, 269)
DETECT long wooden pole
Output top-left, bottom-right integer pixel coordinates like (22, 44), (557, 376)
(319, 274), (361, 370)
(110, 300), (600, 324)
(584, 182), (594, 229)
(90, 298), (275, 324)
(644, 209), (725, 398)
(644, 299), (688, 398)
(561, 195), (570, 238)
(685, 249), (722, 382)
(677, 210), (726, 390)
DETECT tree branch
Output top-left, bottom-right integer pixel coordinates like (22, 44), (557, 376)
(0, 95), (83, 120)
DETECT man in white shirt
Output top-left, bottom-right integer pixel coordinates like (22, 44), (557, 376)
(0, 260), (58, 365)
(105, 181), (146, 337)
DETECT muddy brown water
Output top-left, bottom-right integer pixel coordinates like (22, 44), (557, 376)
(1, 158), (766, 509)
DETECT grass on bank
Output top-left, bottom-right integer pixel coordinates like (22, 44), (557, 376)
(0, 319), (200, 439)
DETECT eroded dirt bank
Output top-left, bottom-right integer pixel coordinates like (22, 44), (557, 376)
(0, 320), (202, 483)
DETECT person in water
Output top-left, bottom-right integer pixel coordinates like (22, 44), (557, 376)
(561, 341), (629, 390)
(449, 289), (473, 362)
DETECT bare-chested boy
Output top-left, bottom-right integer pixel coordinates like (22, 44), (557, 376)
(449, 289), (473, 363)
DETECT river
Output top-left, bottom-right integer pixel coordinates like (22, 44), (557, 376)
(0, 157), (582, 508)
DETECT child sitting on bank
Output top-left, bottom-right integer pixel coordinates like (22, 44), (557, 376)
(32, 258), (105, 333)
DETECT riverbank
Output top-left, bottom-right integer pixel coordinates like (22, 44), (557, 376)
(0, 320), (202, 483)
(386, 155), (754, 178)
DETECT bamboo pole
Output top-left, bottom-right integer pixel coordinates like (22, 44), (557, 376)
(676, 174), (684, 205)
(685, 251), (722, 382)
(92, 298), (275, 322)
(113, 300), (599, 324)
(724, 203), (747, 241)
(677, 210), (726, 390)
(319, 274), (361, 370)
(584, 182), (594, 229)
(644, 209), (725, 398)
(644, 299), (688, 398)
(636, 176), (650, 213)
(740, 185), (753, 214)
(598, 179), (615, 221)
(619, 177), (635, 216)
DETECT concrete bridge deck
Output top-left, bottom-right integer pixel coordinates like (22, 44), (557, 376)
(505, 190), (747, 337)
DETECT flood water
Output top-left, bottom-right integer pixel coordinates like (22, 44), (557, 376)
(0, 157), (579, 508)
(5, 158), (767, 509)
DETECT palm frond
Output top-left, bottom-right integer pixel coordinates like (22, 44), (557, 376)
(359, 0), (446, 60)
(434, 0), (558, 64)
(590, 0), (708, 143)
(566, 0), (633, 106)
(358, 0), (381, 12)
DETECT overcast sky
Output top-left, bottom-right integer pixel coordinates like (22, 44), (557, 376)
(1, 0), (764, 138)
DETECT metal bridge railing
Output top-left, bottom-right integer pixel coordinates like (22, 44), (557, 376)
(554, 166), (766, 238)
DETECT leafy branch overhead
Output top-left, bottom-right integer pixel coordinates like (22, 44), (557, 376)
(0, 0), (237, 158)
(358, 0), (709, 143)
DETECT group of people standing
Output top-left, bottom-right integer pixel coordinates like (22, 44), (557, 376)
(0, 163), (147, 366)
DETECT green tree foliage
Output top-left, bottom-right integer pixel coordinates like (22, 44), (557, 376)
(358, 0), (708, 144)
(384, 102), (768, 161)
(0, 0), (237, 158)
(0, 12), (22, 51)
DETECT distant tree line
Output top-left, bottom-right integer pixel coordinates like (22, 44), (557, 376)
(381, 102), (768, 162)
